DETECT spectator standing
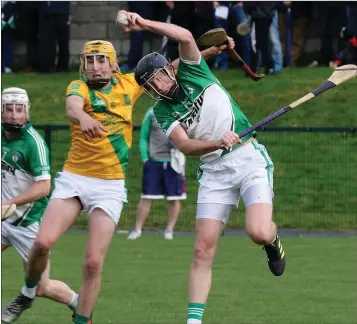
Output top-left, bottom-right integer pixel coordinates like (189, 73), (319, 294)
(279, 1), (310, 67)
(162, 1), (195, 61)
(346, 2), (357, 37)
(213, 1), (230, 70)
(15, 1), (39, 72)
(308, 2), (346, 67)
(37, 1), (70, 73)
(193, 1), (216, 40)
(1, 1), (16, 73)
(244, 1), (277, 74)
(270, 8), (283, 72)
(231, 2), (251, 68)
(120, 1), (153, 72)
(127, 106), (186, 241)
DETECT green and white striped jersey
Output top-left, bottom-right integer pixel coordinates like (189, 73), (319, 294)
(153, 55), (255, 162)
(1, 123), (50, 227)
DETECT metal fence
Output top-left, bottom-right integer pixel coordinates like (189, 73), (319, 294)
(35, 125), (357, 231)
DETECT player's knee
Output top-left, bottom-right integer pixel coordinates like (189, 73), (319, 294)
(193, 242), (215, 265)
(33, 237), (53, 255)
(83, 255), (104, 277)
(246, 224), (272, 245)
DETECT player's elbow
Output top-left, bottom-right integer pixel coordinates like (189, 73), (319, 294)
(43, 185), (51, 197)
(65, 107), (77, 122)
(37, 180), (51, 197)
(177, 142), (195, 156)
(180, 147), (193, 156)
(180, 30), (195, 44)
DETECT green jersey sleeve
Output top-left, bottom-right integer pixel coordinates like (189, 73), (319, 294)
(139, 108), (153, 162)
(153, 101), (180, 137)
(27, 128), (51, 181)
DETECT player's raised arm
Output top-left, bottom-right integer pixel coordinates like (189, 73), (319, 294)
(117, 10), (200, 62)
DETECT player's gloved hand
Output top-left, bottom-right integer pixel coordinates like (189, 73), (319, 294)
(219, 131), (242, 149)
(79, 114), (108, 141)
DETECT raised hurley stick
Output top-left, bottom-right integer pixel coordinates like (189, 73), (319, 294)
(197, 28), (264, 82)
(239, 65), (357, 138)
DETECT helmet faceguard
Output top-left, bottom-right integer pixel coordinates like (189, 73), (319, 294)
(134, 52), (178, 100)
(1, 87), (30, 133)
(80, 40), (120, 89)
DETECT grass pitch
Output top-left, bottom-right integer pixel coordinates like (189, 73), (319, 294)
(2, 68), (357, 230)
(1, 233), (357, 324)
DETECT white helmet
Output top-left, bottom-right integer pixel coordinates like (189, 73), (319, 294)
(2, 87), (30, 116)
(2, 87), (30, 132)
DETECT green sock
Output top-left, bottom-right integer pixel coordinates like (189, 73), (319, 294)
(74, 313), (90, 324)
(25, 276), (40, 288)
(188, 302), (205, 322)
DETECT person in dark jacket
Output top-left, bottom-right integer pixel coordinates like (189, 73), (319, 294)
(278, 1), (311, 66)
(244, 1), (277, 74)
(15, 2), (39, 72)
(308, 2), (346, 67)
(37, 1), (70, 72)
(120, 1), (153, 72)
(1, 1), (16, 73)
(161, 1), (196, 61)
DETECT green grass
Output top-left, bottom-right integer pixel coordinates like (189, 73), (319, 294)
(2, 68), (357, 230)
(2, 233), (357, 324)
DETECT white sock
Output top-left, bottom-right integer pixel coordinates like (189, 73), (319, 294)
(135, 228), (142, 234)
(21, 284), (37, 299)
(68, 292), (78, 310)
(187, 319), (202, 324)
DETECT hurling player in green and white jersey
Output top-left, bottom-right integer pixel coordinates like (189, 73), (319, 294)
(1, 88), (79, 323)
(119, 10), (287, 324)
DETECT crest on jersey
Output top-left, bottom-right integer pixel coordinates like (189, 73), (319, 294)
(123, 94), (131, 105)
(71, 83), (80, 90)
(185, 86), (194, 94)
(12, 152), (19, 162)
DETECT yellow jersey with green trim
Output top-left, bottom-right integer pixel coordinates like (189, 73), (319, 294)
(64, 72), (143, 179)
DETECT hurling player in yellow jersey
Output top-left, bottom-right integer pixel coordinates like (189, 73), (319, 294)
(7, 39), (236, 324)
(5, 40), (142, 324)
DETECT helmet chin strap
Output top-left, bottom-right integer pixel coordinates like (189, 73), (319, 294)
(2, 103), (28, 133)
(2, 122), (24, 133)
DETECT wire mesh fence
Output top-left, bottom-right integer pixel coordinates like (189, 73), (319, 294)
(36, 125), (357, 231)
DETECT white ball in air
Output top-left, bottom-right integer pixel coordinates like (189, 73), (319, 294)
(117, 14), (128, 26)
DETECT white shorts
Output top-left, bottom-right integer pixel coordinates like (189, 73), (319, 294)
(51, 170), (127, 225)
(197, 139), (274, 207)
(1, 221), (39, 263)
